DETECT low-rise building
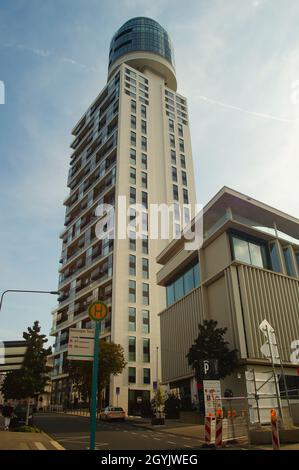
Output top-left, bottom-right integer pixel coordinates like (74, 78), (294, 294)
(157, 186), (299, 413)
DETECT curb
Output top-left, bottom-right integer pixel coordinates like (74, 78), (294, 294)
(41, 432), (65, 450)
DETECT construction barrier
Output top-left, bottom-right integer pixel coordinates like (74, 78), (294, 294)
(205, 416), (212, 443)
(271, 409), (280, 450)
(215, 418), (223, 447)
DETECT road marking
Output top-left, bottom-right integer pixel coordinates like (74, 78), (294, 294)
(153, 437), (161, 441)
(168, 441), (177, 445)
(50, 440), (65, 450)
(95, 443), (109, 448)
(19, 443), (30, 450)
(35, 442), (47, 450)
(141, 434), (148, 438)
(183, 444), (192, 448)
(123, 430), (128, 433)
(131, 432), (137, 435)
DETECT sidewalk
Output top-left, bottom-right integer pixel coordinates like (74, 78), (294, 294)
(0, 416), (64, 450)
(0, 431), (65, 450)
(128, 416), (206, 440)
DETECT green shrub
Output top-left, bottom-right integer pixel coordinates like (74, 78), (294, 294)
(13, 425), (41, 433)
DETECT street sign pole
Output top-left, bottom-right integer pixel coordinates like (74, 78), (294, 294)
(87, 301), (108, 451)
(90, 321), (100, 451)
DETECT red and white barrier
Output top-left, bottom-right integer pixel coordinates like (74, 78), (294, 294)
(205, 416), (212, 443)
(215, 418), (223, 447)
(271, 409), (280, 451)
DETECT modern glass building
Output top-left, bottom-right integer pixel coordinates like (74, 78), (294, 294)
(49, 17), (196, 413)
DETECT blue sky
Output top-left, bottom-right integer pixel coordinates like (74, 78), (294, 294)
(0, 0), (299, 343)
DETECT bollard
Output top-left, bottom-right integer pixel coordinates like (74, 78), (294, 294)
(271, 409), (280, 451)
(215, 417), (223, 447)
(205, 416), (212, 443)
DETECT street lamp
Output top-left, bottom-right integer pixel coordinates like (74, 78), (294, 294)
(0, 289), (60, 311)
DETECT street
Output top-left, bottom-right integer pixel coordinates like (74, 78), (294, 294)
(34, 413), (203, 450)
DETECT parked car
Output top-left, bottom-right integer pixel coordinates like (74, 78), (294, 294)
(10, 404), (34, 428)
(99, 406), (126, 421)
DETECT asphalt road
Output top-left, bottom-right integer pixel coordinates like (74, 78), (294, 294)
(34, 413), (203, 450)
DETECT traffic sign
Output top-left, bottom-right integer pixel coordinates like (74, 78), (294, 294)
(88, 301), (108, 322)
(68, 328), (94, 361)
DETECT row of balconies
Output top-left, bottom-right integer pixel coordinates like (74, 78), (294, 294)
(69, 88), (119, 167)
(64, 163), (116, 225)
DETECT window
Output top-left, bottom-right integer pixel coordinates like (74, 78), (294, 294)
(126, 68), (136, 78)
(169, 119), (174, 132)
(141, 120), (147, 134)
(128, 337), (136, 361)
(173, 185), (179, 201)
(139, 89), (148, 99)
(129, 254), (136, 275)
(270, 242), (281, 273)
(295, 252), (299, 274)
(231, 233), (268, 269)
(283, 247), (296, 277)
(129, 231), (136, 251)
(130, 166), (136, 184)
(179, 138), (185, 152)
(178, 123), (183, 137)
(130, 131), (136, 146)
(142, 191), (148, 209)
(139, 75), (148, 85)
(174, 203), (180, 221)
(141, 136), (147, 151)
(141, 153), (147, 169)
(183, 188), (189, 204)
(129, 280), (136, 302)
(142, 213), (148, 232)
(166, 262), (201, 306)
(142, 283), (149, 305)
(142, 309), (150, 333)
(128, 307), (136, 331)
(143, 338), (150, 362)
(170, 134), (175, 148)
(142, 237), (149, 254)
(143, 368), (151, 384)
(184, 206), (190, 225)
(128, 367), (136, 383)
(182, 171), (187, 186)
(139, 82), (148, 92)
(130, 148), (136, 165)
(171, 150), (176, 164)
(130, 186), (136, 204)
(131, 114), (136, 129)
(172, 166), (177, 182)
(142, 258), (149, 279)
(180, 154), (186, 169)
(141, 104), (147, 118)
(141, 172), (147, 188)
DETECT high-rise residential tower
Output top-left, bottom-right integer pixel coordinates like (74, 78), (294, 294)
(50, 17), (196, 412)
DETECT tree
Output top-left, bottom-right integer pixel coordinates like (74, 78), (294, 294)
(67, 341), (126, 405)
(1, 321), (51, 424)
(186, 320), (239, 414)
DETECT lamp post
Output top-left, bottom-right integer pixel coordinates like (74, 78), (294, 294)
(0, 289), (60, 312)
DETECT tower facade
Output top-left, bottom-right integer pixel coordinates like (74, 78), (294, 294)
(50, 17), (196, 412)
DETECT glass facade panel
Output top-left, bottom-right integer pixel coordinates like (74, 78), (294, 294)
(270, 243), (281, 273)
(128, 307), (136, 331)
(232, 237), (251, 264)
(166, 262), (200, 307)
(283, 247), (295, 277)
(128, 367), (136, 383)
(128, 337), (136, 361)
(249, 243), (264, 268)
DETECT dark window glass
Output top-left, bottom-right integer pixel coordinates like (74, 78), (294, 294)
(269, 243), (280, 272)
(170, 134), (175, 148)
(182, 171), (187, 186)
(130, 186), (136, 204)
(171, 150), (176, 164)
(130, 148), (136, 165)
(142, 309), (150, 333)
(180, 154), (186, 169)
(128, 307), (136, 331)
(283, 247), (295, 276)
(142, 258), (149, 279)
(130, 131), (136, 146)
(141, 120), (147, 134)
(129, 254), (136, 275)
(142, 283), (149, 305)
(166, 263), (201, 306)
(142, 238), (149, 254)
(143, 368), (150, 384)
(128, 337), (136, 361)
(231, 234), (268, 269)
(141, 136), (147, 151)
(131, 114), (136, 129)
(169, 119), (174, 132)
(128, 367), (136, 383)
(129, 231), (136, 251)
(141, 153), (147, 169)
(183, 188), (189, 204)
(142, 191), (148, 209)
(173, 185), (179, 201)
(143, 338), (150, 362)
(129, 280), (136, 302)
(172, 166), (177, 182)
(130, 166), (136, 184)
(178, 123), (183, 137)
(141, 172), (147, 188)
(141, 104), (147, 118)
(179, 138), (184, 152)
